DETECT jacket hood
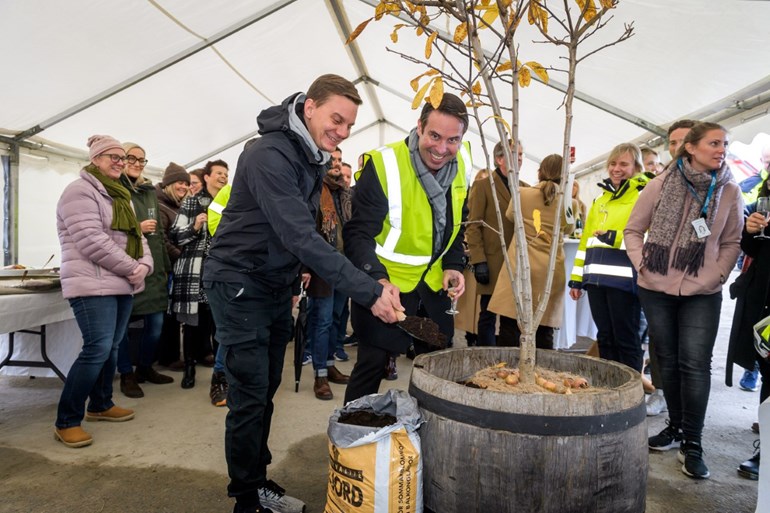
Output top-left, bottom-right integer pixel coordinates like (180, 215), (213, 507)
(257, 92), (325, 165)
(597, 173), (649, 198)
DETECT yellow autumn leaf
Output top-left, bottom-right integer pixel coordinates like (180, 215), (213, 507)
(528, 1), (541, 25)
(346, 18), (373, 45)
(518, 67), (532, 87)
(384, 3), (401, 16)
(599, 0), (615, 8)
(487, 115), (511, 136)
(525, 61), (549, 83)
(533, 209), (543, 235)
(409, 69), (439, 92)
(425, 31), (438, 58)
(476, 4), (500, 29)
(390, 24), (405, 43)
(453, 21), (468, 43)
(496, 60), (512, 73)
(416, 26), (424, 36)
(576, 0), (597, 22)
(539, 6), (548, 33)
(472, 81), (482, 95)
(375, 1), (387, 20)
(429, 77), (444, 109)
(411, 78), (433, 109)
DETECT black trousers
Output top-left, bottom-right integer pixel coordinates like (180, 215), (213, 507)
(156, 313), (181, 365)
(497, 318), (554, 350)
(344, 282), (453, 404)
(587, 286), (642, 372)
(182, 303), (216, 362)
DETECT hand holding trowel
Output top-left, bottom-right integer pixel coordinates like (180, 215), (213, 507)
(393, 309), (448, 349)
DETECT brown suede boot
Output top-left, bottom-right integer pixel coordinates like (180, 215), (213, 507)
(136, 365), (174, 385)
(54, 426), (93, 448)
(327, 366), (350, 385)
(85, 405), (135, 422)
(120, 372), (144, 398)
(314, 377), (333, 400)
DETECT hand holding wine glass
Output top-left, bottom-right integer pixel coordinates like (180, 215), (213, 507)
(143, 207), (158, 236)
(754, 197), (770, 239)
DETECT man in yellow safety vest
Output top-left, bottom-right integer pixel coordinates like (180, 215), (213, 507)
(343, 93), (472, 403)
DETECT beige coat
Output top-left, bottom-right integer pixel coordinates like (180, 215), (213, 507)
(465, 170), (515, 295)
(488, 183), (575, 328)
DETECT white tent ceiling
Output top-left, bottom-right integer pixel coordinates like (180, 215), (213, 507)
(3, 0), (770, 178)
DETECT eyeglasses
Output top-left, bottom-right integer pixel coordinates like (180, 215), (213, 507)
(126, 155), (149, 166)
(101, 154), (127, 164)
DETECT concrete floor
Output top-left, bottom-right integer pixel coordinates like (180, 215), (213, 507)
(0, 270), (764, 512)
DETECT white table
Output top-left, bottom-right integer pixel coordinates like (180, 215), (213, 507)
(555, 239), (598, 349)
(0, 291), (82, 379)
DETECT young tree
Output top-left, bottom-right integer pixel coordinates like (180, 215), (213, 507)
(348, 0), (633, 384)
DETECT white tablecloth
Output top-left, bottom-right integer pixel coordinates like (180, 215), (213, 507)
(0, 291), (83, 378)
(555, 239), (598, 349)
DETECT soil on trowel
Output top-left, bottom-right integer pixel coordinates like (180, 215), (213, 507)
(338, 410), (397, 428)
(399, 315), (447, 348)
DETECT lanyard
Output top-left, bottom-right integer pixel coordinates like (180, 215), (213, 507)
(677, 159), (717, 219)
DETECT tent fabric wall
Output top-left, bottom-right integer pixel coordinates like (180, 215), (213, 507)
(2, 0), (770, 265)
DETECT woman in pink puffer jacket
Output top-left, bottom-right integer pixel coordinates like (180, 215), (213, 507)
(53, 135), (153, 449)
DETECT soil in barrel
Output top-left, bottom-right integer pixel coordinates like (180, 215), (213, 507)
(338, 410), (396, 428)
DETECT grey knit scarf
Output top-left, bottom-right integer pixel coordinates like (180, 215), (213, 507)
(407, 128), (458, 255)
(641, 158), (733, 277)
(288, 94), (330, 166)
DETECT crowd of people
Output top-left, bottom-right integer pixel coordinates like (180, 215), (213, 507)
(50, 73), (767, 512)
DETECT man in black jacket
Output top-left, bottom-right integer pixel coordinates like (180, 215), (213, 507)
(203, 74), (401, 513)
(343, 93), (471, 403)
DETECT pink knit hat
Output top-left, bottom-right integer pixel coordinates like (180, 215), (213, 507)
(87, 134), (123, 161)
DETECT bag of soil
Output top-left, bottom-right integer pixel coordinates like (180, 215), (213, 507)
(325, 389), (424, 513)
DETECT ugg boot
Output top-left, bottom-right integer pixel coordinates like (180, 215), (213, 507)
(181, 359), (196, 389)
(120, 372), (144, 398)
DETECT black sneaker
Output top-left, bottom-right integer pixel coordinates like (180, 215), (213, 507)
(257, 480), (305, 513)
(210, 371), (228, 407)
(737, 440), (760, 481)
(678, 440), (710, 479)
(648, 420), (682, 451)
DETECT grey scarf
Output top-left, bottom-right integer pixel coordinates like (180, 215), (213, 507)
(407, 128), (459, 255)
(288, 94), (330, 166)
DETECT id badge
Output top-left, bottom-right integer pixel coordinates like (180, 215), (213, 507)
(692, 218), (711, 239)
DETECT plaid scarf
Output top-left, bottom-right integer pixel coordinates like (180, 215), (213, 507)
(85, 164), (143, 259)
(319, 173), (351, 242)
(641, 158), (733, 277)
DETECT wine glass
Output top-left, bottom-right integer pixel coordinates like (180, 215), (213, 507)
(445, 287), (459, 316)
(755, 197), (770, 239)
(146, 207), (157, 236)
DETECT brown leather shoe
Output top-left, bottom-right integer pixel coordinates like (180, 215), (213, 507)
(85, 405), (135, 422)
(314, 377), (333, 400)
(54, 426), (93, 448)
(327, 366), (350, 385)
(136, 366), (174, 385)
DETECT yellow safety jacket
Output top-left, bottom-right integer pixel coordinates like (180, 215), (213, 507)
(208, 184), (231, 236)
(367, 140), (471, 293)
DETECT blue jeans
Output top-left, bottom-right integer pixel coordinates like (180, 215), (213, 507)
(638, 287), (722, 442)
(336, 299), (350, 351)
(307, 291), (348, 376)
(117, 311), (164, 374)
(56, 295), (133, 428)
(205, 278), (293, 503)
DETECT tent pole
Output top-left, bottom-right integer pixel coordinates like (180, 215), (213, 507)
(2, 144), (19, 265)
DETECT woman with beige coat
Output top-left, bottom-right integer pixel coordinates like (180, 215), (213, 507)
(488, 154), (574, 348)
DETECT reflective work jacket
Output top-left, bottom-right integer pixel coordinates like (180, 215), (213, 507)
(368, 140), (471, 293)
(569, 173), (648, 293)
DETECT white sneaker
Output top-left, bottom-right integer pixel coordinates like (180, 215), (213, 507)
(646, 389), (667, 417)
(258, 480), (305, 513)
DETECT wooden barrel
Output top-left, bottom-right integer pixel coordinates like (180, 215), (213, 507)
(409, 347), (647, 513)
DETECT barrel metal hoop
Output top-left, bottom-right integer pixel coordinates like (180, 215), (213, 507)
(408, 383), (647, 436)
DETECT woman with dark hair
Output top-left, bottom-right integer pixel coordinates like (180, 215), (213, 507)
(54, 135), (153, 447)
(189, 168), (204, 196)
(488, 154), (575, 348)
(570, 143), (648, 371)
(116, 142), (174, 398)
(170, 159), (229, 405)
(625, 122), (743, 479)
(726, 173), (769, 480)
